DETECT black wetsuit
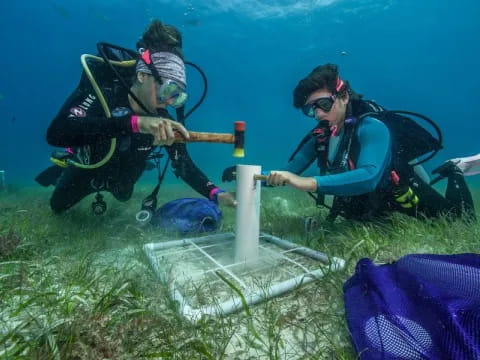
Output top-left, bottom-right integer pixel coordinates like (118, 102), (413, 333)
(43, 63), (219, 213)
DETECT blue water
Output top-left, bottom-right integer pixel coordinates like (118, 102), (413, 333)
(1, 0), (479, 186)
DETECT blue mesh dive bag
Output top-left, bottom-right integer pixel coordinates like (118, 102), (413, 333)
(343, 254), (480, 359)
(151, 198), (222, 234)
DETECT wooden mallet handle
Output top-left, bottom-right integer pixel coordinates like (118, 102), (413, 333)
(253, 174), (268, 181)
(174, 131), (234, 143)
(173, 121), (245, 158)
(227, 173), (267, 181)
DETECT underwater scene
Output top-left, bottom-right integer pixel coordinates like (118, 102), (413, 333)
(1, 0), (480, 359)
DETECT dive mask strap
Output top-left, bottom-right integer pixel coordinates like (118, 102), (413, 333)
(335, 77), (344, 93)
(140, 48), (152, 64)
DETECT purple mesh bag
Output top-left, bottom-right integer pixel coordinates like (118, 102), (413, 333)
(343, 254), (480, 359)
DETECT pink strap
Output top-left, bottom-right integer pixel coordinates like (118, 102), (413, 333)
(131, 115), (139, 133)
(141, 49), (151, 64)
(336, 77), (344, 92)
(209, 187), (221, 200)
(331, 124), (339, 137)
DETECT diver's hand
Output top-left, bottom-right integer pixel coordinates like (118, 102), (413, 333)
(266, 171), (317, 191)
(137, 116), (190, 146)
(217, 192), (237, 207)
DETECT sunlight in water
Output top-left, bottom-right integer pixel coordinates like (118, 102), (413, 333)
(160, 0), (339, 19)
(164, 0), (396, 19)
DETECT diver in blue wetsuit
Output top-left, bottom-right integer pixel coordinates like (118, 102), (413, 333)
(265, 64), (475, 221)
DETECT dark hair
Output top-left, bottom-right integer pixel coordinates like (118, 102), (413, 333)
(136, 19), (184, 60)
(293, 63), (360, 108)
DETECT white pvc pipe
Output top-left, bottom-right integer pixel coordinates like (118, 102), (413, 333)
(235, 165), (261, 263)
(261, 233), (331, 264)
(143, 232), (234, 252)
(172, 263), (345, 322)
(143, 231), (346, 322)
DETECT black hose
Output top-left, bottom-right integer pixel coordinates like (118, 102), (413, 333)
(96, 42), (153, 115)
(184, 61), (208, 120)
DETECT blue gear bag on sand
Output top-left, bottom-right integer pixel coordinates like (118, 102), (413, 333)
(343, 253), (480, 360)
(151, 198), (222, 234)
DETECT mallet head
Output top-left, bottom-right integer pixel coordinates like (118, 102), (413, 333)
(233, 121), (245, 158)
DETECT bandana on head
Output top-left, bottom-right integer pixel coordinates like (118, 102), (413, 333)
(136, 50), (186, 88)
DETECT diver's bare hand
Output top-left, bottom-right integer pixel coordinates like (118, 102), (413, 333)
(267, 171), (317, 191)
(217, 192), (237, 208)
(137, 116), (190, 146)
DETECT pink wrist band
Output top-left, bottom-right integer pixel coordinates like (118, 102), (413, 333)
(209, 187), (223, 200)
(131, 115), (139, 133)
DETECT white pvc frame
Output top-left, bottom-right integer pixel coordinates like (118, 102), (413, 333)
(144, 232), (345, 322)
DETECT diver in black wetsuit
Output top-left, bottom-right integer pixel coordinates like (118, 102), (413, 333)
(36, 19), (235, 214)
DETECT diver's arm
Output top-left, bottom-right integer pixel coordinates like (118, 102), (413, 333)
(314, 117), (391, 196)
(266, 171), (317, 190)
(166, 142), (220, 199)
(46, 86), (132, 147)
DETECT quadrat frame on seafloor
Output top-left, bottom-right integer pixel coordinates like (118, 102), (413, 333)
(144, 232), (345, 322)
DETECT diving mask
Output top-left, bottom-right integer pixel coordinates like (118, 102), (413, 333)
(156, 79), (187, 108)
(302, 95), (336, 118)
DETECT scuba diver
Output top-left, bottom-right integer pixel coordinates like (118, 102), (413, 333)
(36, 19), (235, 216)
(259, 63), (475, 222)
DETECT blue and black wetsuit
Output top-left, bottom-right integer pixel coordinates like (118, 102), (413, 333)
(42, 62), (220, 213)
(283, 103), (474, 221)
(286, 116), (392, 197)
